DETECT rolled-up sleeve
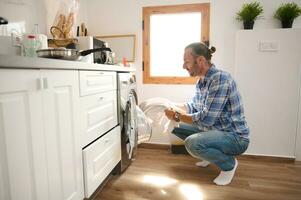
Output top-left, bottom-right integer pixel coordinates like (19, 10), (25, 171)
(186, 101), (194, 114)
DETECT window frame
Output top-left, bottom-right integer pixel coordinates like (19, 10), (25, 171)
(142, 3), (210, 84)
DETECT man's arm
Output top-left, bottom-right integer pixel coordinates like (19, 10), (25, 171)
(165, 102), (193, 124)
(173, 103), (188, 113)
(165, 75), (231, 127)
(164, 108), (193, 124)
(190, 76), (230, 127)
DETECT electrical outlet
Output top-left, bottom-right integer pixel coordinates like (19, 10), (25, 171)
(259, 41), (279, 52)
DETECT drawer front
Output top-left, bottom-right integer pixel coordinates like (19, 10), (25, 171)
(83, 126), (121, 198)
(79, 71), (116, 96)
(80, 90), (118, 147)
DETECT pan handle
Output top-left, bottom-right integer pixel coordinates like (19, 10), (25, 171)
(80, 48), (111, 56)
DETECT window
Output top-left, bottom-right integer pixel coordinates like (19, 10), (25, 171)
(143, 3), (210, 84)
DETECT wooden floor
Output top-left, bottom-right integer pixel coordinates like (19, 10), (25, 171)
(95, 148), (301, 200)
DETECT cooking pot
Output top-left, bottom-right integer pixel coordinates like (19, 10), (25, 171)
(36, 47), (111, 61)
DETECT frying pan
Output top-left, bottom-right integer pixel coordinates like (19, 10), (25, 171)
(36, 47), (111, 61)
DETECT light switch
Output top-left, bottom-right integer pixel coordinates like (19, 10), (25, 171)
(259, 41), (279, 52)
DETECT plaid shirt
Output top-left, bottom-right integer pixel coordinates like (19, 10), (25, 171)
(186, 65), (249, 137)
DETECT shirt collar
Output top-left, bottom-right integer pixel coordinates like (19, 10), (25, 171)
(197, 64), (217, 85)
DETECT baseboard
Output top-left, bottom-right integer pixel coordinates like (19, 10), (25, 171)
(139, 143), (296, 162)
(138, 143), (170, 150)
(239, 154), (295, 163)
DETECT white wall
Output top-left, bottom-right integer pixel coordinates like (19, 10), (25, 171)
(235, 29), (301, 158)
(0, 0), (47, 34)
(0, 0), (87, 36)
(296, 64), (301, 161)
(82, 0), (301, 145)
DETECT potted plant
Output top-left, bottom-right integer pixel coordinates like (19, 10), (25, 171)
(236, 2), (263, 29)
(274, 2), (301, 28)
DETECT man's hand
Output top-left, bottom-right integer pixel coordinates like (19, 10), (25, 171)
(165, 108), (193, 124)
(164, 108), (176, 121)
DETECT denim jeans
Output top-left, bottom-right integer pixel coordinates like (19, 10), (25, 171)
(172, 123), (249, 171)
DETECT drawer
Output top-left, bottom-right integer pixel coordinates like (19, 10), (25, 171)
(80, 90), (118, 147)
(83, 126), (121, 198)
(79, 71), (116, 96)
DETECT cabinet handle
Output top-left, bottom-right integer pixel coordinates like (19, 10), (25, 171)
(37, 78), (43, 90)
(98, 96), (104, 101)
(43, 78), (48, 89)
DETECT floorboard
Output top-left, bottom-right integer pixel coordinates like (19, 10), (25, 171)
(95, 148), (301, 200)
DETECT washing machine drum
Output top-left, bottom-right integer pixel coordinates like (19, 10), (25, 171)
(136, 105), (152, 144)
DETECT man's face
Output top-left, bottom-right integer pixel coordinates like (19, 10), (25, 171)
(183, 48), (201, 77)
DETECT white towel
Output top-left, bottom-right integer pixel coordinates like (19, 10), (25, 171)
(139, 97), (179, 134)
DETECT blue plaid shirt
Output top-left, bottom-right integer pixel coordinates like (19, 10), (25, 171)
(186, 65), (249, 137)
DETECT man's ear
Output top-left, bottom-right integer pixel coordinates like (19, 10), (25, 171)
(196, 56), (206, 65)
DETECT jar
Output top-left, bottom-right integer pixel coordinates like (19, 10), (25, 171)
(22, 35), (41, 57)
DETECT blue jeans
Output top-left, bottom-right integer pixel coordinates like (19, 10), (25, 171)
(172, 123), (249, 171)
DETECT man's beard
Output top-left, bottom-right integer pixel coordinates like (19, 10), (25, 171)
(188, 61), (201, 77)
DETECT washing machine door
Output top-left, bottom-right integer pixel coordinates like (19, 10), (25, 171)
(124, 92), (138, 159)
(136, 105), (152, 144)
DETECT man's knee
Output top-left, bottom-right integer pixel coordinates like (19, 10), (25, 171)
(185, 134), (207, 156)
(184, 134), (196, 149)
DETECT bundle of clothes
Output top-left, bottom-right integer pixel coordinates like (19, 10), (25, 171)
(139, 97), (180, 134)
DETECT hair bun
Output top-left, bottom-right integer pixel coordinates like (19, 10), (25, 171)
(210, 46), (216, 54)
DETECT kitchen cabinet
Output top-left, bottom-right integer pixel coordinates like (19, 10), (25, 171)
(80, 90), (118, 147)
(0, 69), (47, 200)
(79, 70), (120, 198)
(79, 71), (117, 96)
(0, 69), (84, 200)
(41, 70), (84, 200)
(83, 126), (121, 198)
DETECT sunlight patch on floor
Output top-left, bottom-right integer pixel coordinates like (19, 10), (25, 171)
(160, 189), (167, 195)
(179, 183), (204, 200)
(142, 175), (178, 187)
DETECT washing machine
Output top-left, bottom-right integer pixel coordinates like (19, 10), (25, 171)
(117, 72), (138, 173)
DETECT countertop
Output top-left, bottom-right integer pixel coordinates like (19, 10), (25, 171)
(0, 55), (135, 72)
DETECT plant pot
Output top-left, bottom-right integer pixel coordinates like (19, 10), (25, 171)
(243, 21), (254, 29)
(281, 19), (293, 28)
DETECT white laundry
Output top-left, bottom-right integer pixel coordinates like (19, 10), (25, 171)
(139, 97), (180, 134)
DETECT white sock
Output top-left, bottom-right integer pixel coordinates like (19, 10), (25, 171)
(195, 160), (210, 167)
(213, 158), (238, 186)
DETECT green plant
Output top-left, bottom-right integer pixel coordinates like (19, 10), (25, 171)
(274, 3), (301, 22)
(236, 1), (263, 22)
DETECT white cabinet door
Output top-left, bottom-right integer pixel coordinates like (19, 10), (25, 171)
(0, 69), (49, 200)
(41, 70), (84, 200)
(79, 71), (116, 96)
(80, 90), (118, 147)
(82, 126), (121, 198)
